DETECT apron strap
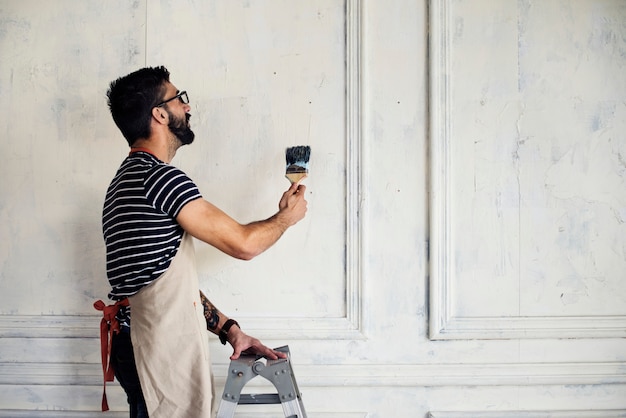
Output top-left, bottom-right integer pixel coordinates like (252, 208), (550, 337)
(93, 298), (130, 411)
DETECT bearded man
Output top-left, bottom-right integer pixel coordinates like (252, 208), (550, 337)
(103, 66), (307, 418)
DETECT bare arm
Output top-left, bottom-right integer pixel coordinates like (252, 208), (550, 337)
(187, 183), (306, 359)
(200, 290), (286, 360)
(176, 182), (307, 260)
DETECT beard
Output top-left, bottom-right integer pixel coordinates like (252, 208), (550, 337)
(168, 111), (195, 145)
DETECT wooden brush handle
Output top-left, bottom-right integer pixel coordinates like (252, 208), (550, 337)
(285, 172), (308, 184)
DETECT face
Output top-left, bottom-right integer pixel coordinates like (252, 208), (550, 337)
(160, 83), (195, 145)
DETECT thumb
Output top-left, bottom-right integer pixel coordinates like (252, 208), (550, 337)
(230, 348), (241, 361)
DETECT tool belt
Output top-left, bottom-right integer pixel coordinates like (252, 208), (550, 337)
(93, 298), (130, 411)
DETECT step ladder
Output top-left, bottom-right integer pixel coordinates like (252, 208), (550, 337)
(216, 345), (307, 418)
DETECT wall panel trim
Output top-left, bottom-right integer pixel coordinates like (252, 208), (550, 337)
(3, 360), (625, 387)
(0, 0), (366, 343)
(0, 314), (364, 340)
(345, 0), (365, 340)
(0, 412), (365, 418)
(429, 411), (626, 418)
(427, 0), (626, 341)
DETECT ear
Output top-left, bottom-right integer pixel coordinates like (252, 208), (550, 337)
(151, 107), (169, 125)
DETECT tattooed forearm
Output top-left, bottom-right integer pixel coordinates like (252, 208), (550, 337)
(200, 290), (221, 331)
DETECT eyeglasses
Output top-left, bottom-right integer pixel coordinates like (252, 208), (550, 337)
(155, 91), (189, 107)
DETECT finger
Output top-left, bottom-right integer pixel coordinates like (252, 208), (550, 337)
(288, 181), (299, 193)
(263, 347), (287, 360)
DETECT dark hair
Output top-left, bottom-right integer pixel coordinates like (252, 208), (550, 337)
(106, 66), (171, 146)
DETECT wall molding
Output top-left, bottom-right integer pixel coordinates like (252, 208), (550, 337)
(345, 0), (365, 341)
(0, 412), (365, 418)
(0, 0), (366, 344)
(0, 413), (128, 418)
(2, 360), (625, 388)
(429, 314), (626, 340)
(2, 358), (623, 416)
(0, 313), (364, 340)
(429, 411), (626, 418)
(427, 0), (626, 340)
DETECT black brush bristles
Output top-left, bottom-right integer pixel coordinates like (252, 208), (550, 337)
(285, 145), (311, 166)
(285, 145), (311, 183)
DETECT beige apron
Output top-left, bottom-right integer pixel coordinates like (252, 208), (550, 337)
(129, 233), (214, 418)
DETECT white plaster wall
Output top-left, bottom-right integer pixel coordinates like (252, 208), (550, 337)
(448, 0), (626, 319)
(0, 0), (625, 417)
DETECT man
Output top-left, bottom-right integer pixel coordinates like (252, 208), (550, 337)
(103, 66), (307, 418)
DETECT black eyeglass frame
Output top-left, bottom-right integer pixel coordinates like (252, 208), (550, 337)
(155, 91), (189, 107)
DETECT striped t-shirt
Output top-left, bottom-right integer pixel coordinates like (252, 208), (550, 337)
(102, 151), (202, 305)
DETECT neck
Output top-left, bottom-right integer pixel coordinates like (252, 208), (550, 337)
(129, 146), (156, 156)
(130, 137), (179, 163)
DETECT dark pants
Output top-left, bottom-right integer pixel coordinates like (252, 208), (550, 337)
(111, 330), (149, 418)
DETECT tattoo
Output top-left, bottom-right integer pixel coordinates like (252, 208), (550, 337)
(199, 290), (220, 331)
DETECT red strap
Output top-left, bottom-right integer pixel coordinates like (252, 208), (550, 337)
(93, 298), (130, 411)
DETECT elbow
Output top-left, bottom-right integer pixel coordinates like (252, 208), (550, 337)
(220, 225), (274, 260)
(234, 251), (256, 261)
(230, 244), (264, 261)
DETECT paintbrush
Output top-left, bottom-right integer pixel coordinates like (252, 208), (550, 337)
(285, 145), (311, 184)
